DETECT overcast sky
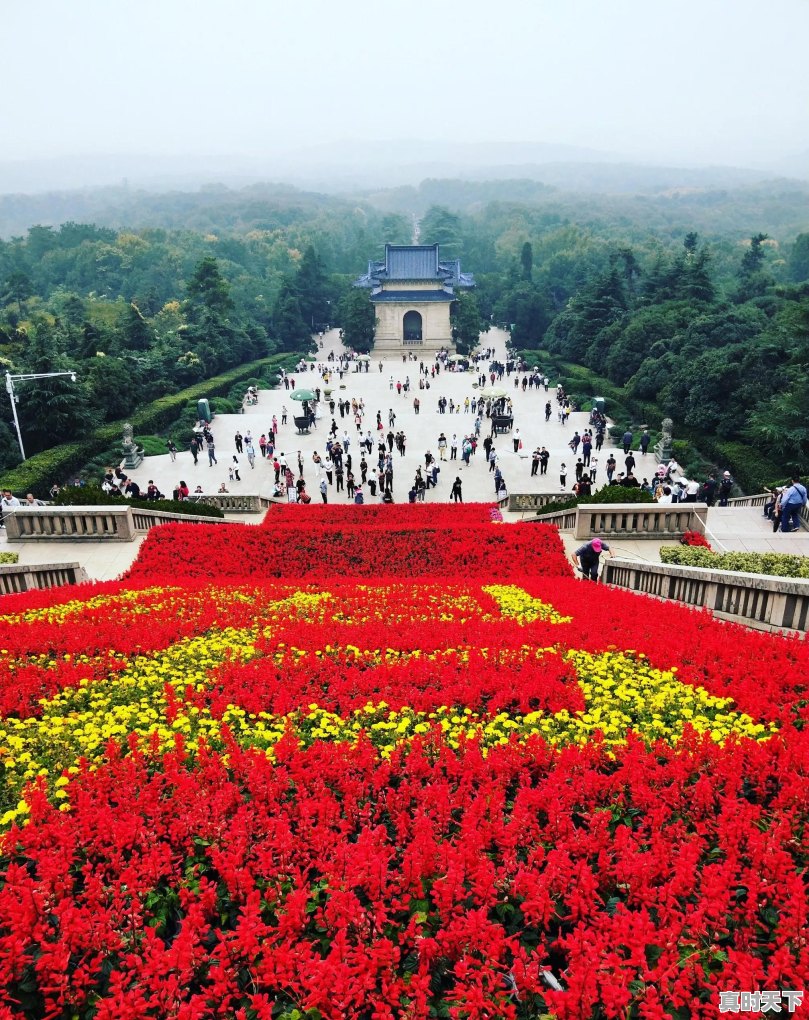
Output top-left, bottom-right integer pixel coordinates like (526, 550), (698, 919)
(4, 0), (808, 169)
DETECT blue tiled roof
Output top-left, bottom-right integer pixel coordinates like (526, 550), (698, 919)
(371, 290), (454, 303)
(386, 245), (441, 280)
(354, 244), (475, 289)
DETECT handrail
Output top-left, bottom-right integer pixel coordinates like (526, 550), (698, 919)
(603, 558), (809, 634)
(573, 503), (707, 540)
(4, 505), (233, 542)
(184, 493), (267, 513)
(507, 493), (573, 514)
(0, 561), (88, 594)
(530, 506), (578, 531)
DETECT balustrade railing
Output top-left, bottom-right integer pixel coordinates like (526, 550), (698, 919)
(0, 561), (88, 594)
(574, 503), (707, 540)
(602, 558), (809, 634)
(184, 493), (268, 513)
(4, 505), (234, 542)
(532, 506), (579, 531)
(508, 493), (573, 514)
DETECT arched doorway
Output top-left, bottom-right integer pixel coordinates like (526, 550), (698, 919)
(403, 310), (422, 342)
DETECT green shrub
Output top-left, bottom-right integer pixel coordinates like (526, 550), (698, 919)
(587, 484), (655, 505)
(670, 439), (716, 483)
(708, 440), (786, 496)
(533, 483), (654, 517)
(660, 546), (809, 578)
(135, 436), (171, 457)
(211, 398), (237, 415)
(0, 552), (19, 564)
(52, 485), (224, 519)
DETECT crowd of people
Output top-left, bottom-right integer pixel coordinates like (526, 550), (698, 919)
(8, 340), (805, 557)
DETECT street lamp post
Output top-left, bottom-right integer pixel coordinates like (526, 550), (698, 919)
(5, 370), (77, 462)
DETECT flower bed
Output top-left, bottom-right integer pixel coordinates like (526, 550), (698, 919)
(1, 512), (809, 1017)
(123, 505), (572, 582)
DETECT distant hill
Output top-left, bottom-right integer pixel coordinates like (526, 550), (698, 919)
(0, 160), (803, 241)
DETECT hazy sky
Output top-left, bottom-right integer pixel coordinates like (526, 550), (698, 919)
(4, 0), (808, 168)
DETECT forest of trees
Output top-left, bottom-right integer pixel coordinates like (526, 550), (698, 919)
(1, 178), (808, 485)
(0, 204), (410, 464)
(413, 199), (809, 484)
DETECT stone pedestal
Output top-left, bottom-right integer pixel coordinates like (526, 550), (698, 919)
(654, 417), (674, 463)
(122, 445), (143, 469)
(121, 423), (143, 469)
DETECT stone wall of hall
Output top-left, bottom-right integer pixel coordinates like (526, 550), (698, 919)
(373, 301), (454, 353)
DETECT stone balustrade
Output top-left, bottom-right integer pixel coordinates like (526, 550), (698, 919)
(128, 507), (232, 532)
(185, 493), (270, 513)
(573, 503), (707, 540)
(4, 505), (233, 542)
(602, 558), (809, 634)
(511, 500), (707, 539)
(5, 506), (137, 541)
(507, 493), (572, 514)
(725, 493), (769, 509)
(527, 506), (579, 532)
(0, 561), (88, 594)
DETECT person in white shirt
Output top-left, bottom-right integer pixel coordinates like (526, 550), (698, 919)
(1, 490), (20, 525)
(657, 485), (674, 505)
(684, 478), (701, 502)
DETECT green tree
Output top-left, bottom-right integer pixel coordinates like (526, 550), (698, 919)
(745, 386), (809, 465)
(13, 322), (97, 455)
(684, 248), (715, 303)
(788, 233), (809, 283)
(507, 283), (552, 347)
(545, 267), (626, 364)
(419, 207), (462, 260)
(183, 257), (257, 372)
(617, 248), (641, 300)
(272, 278), (310, 352)
(520, 242), (533, 282)
(451, 291), (483, 354)
(185, 257), (233, 321)
(122, 302), (154, 351)
(736, 233), (773, 302)
(337, 287), (376, 351)
(294, 245), (330, 329)
(2, 271), (33, 318)
(83, 356), (139, 421)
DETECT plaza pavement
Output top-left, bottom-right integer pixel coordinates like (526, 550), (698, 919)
(2, 326), (808, 581)
(120, 326), (597, 511)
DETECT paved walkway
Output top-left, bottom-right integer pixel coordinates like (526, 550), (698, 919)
(111, 326), (602, 509)
(2, 328), (808, 581)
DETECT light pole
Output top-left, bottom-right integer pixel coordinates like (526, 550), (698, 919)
(5, 370), (77, 462)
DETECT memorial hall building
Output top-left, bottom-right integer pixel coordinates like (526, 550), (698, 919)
(355, 243), (474, 354)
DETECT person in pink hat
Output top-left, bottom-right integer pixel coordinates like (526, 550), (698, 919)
(572, 537), (612, 581)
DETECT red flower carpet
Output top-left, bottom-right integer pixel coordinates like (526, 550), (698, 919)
(0, 503), (807, 1018)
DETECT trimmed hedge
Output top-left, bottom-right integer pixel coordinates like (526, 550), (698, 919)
(52, 486), (224, 519)
(660, 546), (809, 578)
(0, 355), (298, 497)
(696, 438), (788, 496)
(533, 483), (655, 518)
(0, 553), (19, 565)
